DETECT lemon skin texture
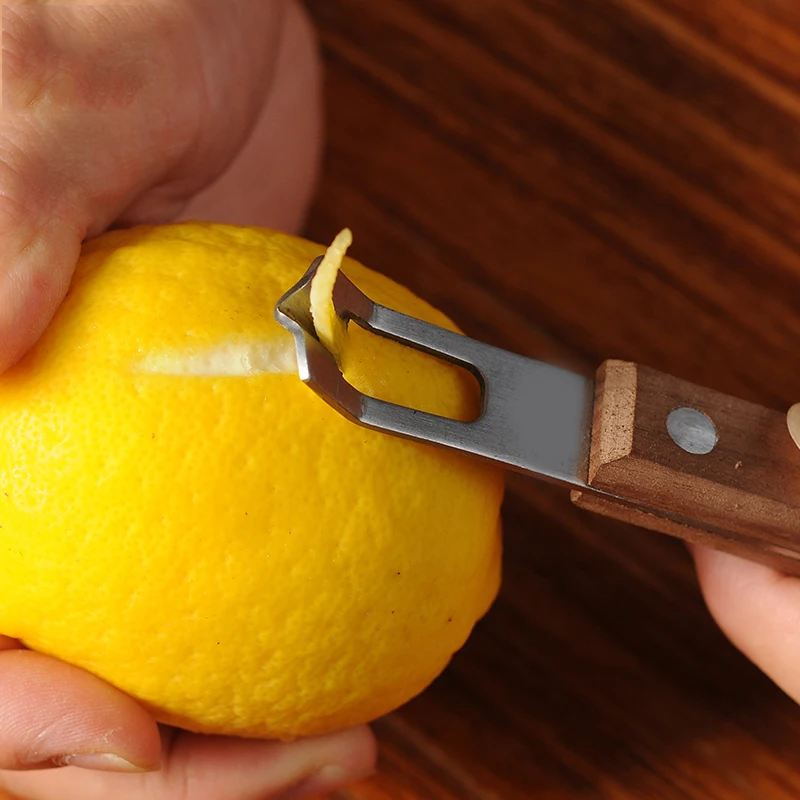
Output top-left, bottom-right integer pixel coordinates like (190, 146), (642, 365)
(0, 223), (504, 740)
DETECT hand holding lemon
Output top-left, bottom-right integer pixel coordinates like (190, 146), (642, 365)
(0, 3), (507, 800)
(0, 2), (387, 799)
(6, 3), (799, 800)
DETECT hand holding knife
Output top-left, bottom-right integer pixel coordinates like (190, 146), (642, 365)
(277, 256), (800, 576)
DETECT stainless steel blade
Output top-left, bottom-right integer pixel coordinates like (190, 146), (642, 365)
(275, 258), (594, 489)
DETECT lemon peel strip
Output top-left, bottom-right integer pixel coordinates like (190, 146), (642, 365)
(310, 228), (352, 359)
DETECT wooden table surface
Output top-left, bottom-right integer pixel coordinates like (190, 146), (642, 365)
(302, 1), (800, 798)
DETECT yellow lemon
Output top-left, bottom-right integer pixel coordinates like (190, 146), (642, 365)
(0, 223), (504, 739)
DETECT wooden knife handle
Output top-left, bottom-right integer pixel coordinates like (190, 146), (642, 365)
(571, 360), (800, 575)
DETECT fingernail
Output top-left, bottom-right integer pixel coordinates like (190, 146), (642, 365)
(277, 764), (374, 799)
(57, 752), (153, 772)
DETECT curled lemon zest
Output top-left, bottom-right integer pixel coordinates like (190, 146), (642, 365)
(310, 228), (352, 359)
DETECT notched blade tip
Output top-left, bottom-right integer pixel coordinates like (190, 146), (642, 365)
(273, 255), (325, 337)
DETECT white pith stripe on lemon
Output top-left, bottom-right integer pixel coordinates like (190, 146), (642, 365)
(136, 339), (297, 376)
(134, 231), (354, 378)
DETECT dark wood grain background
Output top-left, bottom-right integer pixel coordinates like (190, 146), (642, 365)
(301, 1), (800, 798)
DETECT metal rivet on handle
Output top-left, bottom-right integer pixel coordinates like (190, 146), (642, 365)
(666, 407), (718, 455)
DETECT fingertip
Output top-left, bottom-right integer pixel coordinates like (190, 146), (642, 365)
(689, 544), (800, 702)
(0, 649), (161, 772)
(787, 402), (800, 449)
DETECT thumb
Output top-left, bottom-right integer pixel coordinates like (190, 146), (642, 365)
(0, 0), (190, 369)
(0, 0), (284, 371)
(0, 638), (161, 771)
(0, 167), (84, 370)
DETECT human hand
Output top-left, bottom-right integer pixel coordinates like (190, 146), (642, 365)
(0, 0), (323, 370)
(0, 641), (374, 797)
(0, 1), (376, 797)
(691, 407), (800, 709)
(691, 547), (800, 700)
